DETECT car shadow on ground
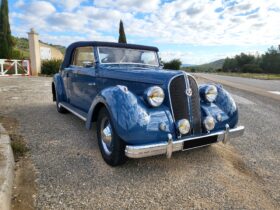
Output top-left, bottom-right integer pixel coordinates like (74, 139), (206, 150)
(13, 103), (231, 175)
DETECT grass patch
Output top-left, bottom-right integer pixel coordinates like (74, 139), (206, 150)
(0, 116), (29, 160)
(214, 72), (280, 80)
(10, 134), (29, 160)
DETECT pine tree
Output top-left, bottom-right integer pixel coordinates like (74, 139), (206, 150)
(118, 20), (127, 44)
(0, 0), (14, 58)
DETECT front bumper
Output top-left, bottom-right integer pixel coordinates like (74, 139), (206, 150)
(125, 124), (245, 158)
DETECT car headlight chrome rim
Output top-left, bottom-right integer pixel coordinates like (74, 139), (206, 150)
(205, 85), (218, 102)
(203, 116), (215, 131)
(145, 86), (165, 107)
(177, 119), (190, 135)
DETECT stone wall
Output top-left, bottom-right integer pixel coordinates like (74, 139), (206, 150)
(28, 28), (64, 75)
(39, 42), (64, 61)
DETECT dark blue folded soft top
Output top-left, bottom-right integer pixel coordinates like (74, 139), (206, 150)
(61, 41), (159, 69)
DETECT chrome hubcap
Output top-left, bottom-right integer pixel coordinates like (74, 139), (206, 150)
(100, 117), (112, 155)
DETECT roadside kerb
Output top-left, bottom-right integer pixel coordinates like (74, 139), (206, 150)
(0, 124), (15, 210)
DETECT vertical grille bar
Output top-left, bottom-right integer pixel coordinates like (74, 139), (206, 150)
(188, 76), (202, 134)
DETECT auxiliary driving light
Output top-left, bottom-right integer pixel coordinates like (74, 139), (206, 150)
(204, 116), (215, 131)
(177, 119), (190, 135)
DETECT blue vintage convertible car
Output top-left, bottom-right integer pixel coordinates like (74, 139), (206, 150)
(52, 41), (244, 166)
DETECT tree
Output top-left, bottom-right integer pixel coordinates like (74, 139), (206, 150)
(163, 59), (182, 70)
(260, 46), (280, 74)
(118, 20), (127, 44)
(223, 57), (238, 72)
(0, 0), (14, 58)
(235, 53), (255, 71)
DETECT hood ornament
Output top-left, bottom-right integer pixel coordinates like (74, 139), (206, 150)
(185, 88), (192, 96)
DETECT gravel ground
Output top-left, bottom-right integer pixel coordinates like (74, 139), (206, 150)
(0, 76), (279, 209)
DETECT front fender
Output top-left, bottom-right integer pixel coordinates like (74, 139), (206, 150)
(199, 84), (238, 130)
(53, 73), (67, 102)
(86, 86), (175, 145)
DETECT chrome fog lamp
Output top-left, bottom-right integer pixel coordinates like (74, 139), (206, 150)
(176, 119), (190, 135)
(203, 116), (215, 131)
(205, 85), (218, 102)
(145, 86), (165, 107)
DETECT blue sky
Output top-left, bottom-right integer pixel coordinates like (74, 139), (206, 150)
(8, 0), (280, 64)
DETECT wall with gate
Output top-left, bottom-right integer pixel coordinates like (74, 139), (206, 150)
(28, 28), (64, 76)
(0, 59), (30, 76)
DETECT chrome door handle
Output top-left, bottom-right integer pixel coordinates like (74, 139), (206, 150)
(88, 82), (96, 86)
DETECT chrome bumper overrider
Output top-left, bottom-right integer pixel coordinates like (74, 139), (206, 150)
(125, 125), (245, 159)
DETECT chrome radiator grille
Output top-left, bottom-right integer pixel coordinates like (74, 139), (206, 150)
(169, 74), (201, 136)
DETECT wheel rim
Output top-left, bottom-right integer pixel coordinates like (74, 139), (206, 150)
(100, 117), (113, 155)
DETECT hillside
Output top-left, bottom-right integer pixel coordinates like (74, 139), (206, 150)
(181, 64), (196, 68)
(13, 36), (66, 58)
(183, 59), (225, 72)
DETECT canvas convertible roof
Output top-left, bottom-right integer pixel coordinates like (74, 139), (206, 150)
(61, 41), (159, 69)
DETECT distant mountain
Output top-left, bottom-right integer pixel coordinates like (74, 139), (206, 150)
(183, 59), (225, 72)
(181, 64), (196, 67)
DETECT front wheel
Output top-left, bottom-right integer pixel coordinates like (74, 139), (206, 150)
(97, 107), (127, 166)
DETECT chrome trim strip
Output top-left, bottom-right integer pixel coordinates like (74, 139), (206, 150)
(125, 125), (245, 158)
(59, 103), (87, 121)
(183, 73), (193, 133)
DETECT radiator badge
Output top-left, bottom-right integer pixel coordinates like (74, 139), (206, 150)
(185, 88), (192, 96)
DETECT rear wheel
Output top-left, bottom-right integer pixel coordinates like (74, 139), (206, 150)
(97, 107), (127, 166)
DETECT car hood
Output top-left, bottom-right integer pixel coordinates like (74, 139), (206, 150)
(99, 66), (183, 85)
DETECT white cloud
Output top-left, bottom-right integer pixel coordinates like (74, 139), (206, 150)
(93, 0), (160, 13)
(23, 1), (56, 17)
(9, 0), (280, 64)
(50, 0), (86, 11)
(14, 0), (25, 8)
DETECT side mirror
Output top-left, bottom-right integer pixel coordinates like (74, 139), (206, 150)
(82, 61), (95, 68)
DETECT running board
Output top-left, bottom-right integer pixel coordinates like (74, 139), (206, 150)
(59, 102), (87, 121)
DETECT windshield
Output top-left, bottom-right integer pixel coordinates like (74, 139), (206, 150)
(98, 47), (159, 66)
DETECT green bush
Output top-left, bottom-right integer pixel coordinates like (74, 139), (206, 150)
(11, 49), (24, 59)
(241, 64), (263, 73)
(41, 59), (62, 75)
(163, 59), (182, 70)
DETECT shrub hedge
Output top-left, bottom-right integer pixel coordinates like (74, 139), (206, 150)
(41, 59), (62, 75)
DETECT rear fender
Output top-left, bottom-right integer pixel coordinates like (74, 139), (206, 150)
(53, 74), (67, 102)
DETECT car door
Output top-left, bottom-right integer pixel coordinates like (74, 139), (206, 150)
(68, 46), (97, 112)
(61, 67), (73, 103)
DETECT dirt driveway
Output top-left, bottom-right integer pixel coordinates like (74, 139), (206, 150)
(0, 76), (279, 209)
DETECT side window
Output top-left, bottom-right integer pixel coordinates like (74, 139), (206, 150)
(72, 47), (95, 67)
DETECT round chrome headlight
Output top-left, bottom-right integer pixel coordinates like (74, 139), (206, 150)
(145, 86), (165, 107)
(177, 119), (190, 135)
(203, 116), (215, 131)
(205, 85), (218, 102)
